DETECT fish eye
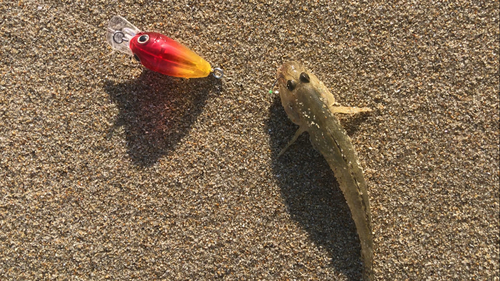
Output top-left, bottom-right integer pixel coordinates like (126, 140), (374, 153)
(133, 54), (140, 62)
(287, 80), (297, 91)
(138, 34), (149, 44)
(299, 72), (310, 83)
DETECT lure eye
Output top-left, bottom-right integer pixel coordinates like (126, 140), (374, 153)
(287, 80), (297, 91)
(137, 34), (149, 44)
(299, 72), (310, 83)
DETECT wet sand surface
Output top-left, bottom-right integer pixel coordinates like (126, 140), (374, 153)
(1, 1), (498, 280)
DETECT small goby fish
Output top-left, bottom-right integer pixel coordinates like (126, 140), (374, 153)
(276, 61), (373, 280)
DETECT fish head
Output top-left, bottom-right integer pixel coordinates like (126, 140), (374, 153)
(276, 61), (325, 125)
(277, 62), (337, 123)
(276, 61), (306, 125)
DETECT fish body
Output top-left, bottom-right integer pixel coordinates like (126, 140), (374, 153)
(276, 61), (373, 280)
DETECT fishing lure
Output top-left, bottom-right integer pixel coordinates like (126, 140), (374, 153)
(106, 16), (223, 79)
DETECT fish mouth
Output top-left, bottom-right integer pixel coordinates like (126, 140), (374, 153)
(276, 69), (287, 88)
(276, 61), (303, 87)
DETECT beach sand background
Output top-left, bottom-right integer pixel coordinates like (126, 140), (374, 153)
(1, 0), (498, 279)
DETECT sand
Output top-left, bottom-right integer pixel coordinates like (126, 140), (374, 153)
(1, 0), (498, 280)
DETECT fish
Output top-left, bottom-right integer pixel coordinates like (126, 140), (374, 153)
(276, 61), (373, 280)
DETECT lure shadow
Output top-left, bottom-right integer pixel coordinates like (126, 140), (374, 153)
(104, 70), (222, 167)
(267, 97), (363, 280)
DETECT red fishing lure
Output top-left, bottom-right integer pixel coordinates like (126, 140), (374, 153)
(106, 16), (222, 79)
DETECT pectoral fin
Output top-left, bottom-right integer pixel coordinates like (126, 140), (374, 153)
(330, 106), (372, 114)
(278, 125), (307, 158)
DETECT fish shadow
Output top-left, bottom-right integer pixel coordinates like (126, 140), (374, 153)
(104, 70), (222, 167)
(339, 113), (371, 137)
(267, 97), (363, 280)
